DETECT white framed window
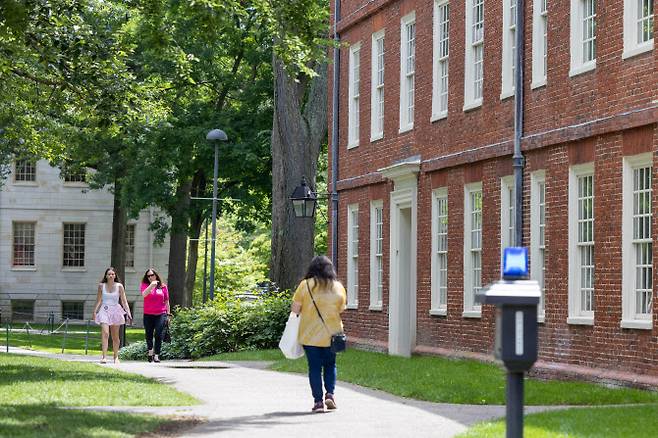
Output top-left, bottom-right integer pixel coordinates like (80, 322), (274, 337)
(532, 0), (548, 88)
(464, 0), (485, 110)
(14, 159), (37, 183)
(432, 0), (450, 121)
(501, 0), (517, 98)
(431, 188), (449, 315)
(63, 223), (86, 268)
(569, 0), (597, 76)
(12, 222), (36, 267)
(623, 0), (654, 58)
(500, 176), (516, 253)
(568, 164), (594, 324)
(347, 204), (359, 308)
(370, 200), (384, 310)
(371, 31), (385, 142)
(530, 171), (546, 321)
(125, 223), (136, 269)
(348, 42), (361, 148)
(622, 153), (653, 329)
(399, 12), (416, 132)
(464, 183), (483, 317)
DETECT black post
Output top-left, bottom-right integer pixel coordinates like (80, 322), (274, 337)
(120, 323), (126, 348)
(5, 322), (9, 353)
(202, 218), (209, 303)
(506, 371), (524, 438)
(50, 312), (54, 333)
(84, 320), (90, 355)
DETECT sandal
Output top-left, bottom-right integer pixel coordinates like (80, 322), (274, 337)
(100, 358), (107, 364)
(147, 354), (154, 363)
(153, 355), (160, 363)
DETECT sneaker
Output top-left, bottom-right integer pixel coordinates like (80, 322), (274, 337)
(324, 393), (336, 410)
(311, 401), (325, 413)
(153, 355), (160, 363)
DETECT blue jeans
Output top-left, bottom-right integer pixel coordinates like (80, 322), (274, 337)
(303, 345), (337, 402)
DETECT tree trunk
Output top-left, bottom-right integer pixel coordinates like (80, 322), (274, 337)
(167, 178), (193, 308)
(270, 58), (328, 292)
(110, 177), (127, 283)
(184, 170), (207, 304)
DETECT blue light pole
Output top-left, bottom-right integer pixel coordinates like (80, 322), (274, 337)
(206, 128), (228, 300)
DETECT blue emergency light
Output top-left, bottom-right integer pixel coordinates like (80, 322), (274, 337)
(502, 247), (529, 279)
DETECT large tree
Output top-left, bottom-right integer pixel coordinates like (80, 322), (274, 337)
(269, 0), (331, 291)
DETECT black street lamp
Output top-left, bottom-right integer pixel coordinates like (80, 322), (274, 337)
(206, 128), (228, 300)
(290, 177), (318, 218)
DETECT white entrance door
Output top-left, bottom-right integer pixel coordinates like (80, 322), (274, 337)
(388, 192), (417, 357)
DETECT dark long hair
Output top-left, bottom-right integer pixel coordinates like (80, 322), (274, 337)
(100, 267), (122, 284)
(141, 268), (164, 287)
(303, 255), (337, 289)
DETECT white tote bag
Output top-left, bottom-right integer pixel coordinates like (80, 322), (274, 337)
(279, 312), (304, 359)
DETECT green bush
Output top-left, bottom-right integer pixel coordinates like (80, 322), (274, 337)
(121, 292), (292, 360)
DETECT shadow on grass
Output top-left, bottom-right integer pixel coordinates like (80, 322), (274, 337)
(0, 404), (165, 438)
(0, 363), (160, 387)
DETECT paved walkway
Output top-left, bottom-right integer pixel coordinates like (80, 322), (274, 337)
(4, 347), (562, 437)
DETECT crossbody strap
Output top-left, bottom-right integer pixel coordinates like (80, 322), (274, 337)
(306, 279), (331, 335)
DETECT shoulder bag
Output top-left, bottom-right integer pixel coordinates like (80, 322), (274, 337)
(306, 280), (347, 353)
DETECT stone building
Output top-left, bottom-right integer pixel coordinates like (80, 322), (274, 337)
(0, 159), (169, 326)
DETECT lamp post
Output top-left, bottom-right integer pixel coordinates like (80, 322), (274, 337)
(290, 177), (318, 218)
(206, 128), (228, 301)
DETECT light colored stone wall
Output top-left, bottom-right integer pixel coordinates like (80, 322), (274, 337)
(0, 160), (170, 326)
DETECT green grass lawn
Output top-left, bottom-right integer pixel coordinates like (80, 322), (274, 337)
(208, 349), (658, 406)
(0, 353), (199, 438)
(1, 323), (145, 355)
(459, 404), (658, 438)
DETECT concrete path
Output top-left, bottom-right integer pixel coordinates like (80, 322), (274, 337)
(4, 347), (560, 437)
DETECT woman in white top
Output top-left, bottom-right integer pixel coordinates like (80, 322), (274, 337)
(92, 267), (132, 363)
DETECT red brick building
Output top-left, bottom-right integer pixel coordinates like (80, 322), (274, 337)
(328, 0), (657, 379)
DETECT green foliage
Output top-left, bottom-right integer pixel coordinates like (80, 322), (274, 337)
(140, 292), (291, 359)
(194, 216), (271, 305)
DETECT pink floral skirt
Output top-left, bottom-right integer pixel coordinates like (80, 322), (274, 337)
(95, 303), (126, 326)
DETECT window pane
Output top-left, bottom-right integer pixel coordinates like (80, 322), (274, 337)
(13, 222), (35, 266)
(63, 223), (86, 267)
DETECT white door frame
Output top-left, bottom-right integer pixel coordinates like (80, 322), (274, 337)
(379, 158), (419, 357)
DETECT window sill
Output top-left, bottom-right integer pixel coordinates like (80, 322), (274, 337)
(531, 79), (547, 90)
(368, 305), (383, 311)
(125, 267), (136, 273)
(568, 61), (596, 78)
(12, 181), (38, 187)
(567, 316), (594, 326)
(622, 42), (654, 60)
(370, 133), (384, 143)
(500, 89), (515, 100)
(430, 112), (447, 123)
(429, 308), (447, 316)
(61, 267), (87, 273)
(347, 141), (359, 150)
(346, 303), (358, 310)
(620, 319), (652, 330)
(462, 310), (482, 319)
(11, 266), (37, 272)
(63, 182), (89, 188)
(462, 100), (482, 112)
(398, 124), (414, 134)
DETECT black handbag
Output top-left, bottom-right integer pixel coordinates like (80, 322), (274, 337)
(162, 319), (172, 343)
(306, 280), (347, 353)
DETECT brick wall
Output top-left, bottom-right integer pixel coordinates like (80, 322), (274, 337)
(328, 0), (658, 376)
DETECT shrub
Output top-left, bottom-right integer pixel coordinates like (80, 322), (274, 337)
(119, 291), (292, 360)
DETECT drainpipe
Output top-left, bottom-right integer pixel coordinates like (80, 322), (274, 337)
(513, 0), (526, 248)
(330, 0), (341, 269)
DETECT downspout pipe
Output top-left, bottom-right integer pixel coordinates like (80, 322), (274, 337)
(330, 0), (341, 268)
(513, 0), (526, 248)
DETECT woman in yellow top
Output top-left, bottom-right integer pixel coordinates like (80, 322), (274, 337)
(291, 255), (346, 413)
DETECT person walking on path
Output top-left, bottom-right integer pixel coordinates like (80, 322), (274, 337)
(92, 267), (132, 364)
(140, 268), (171, 363)
(291, 255), (347, 413)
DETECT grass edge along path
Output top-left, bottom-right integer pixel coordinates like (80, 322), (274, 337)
(0, 353), (200, 438)
(457, 403), (658, 438)
(205, 349), (658, 406)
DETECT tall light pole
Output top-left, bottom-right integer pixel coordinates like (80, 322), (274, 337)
(206, 128), (228, 301)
